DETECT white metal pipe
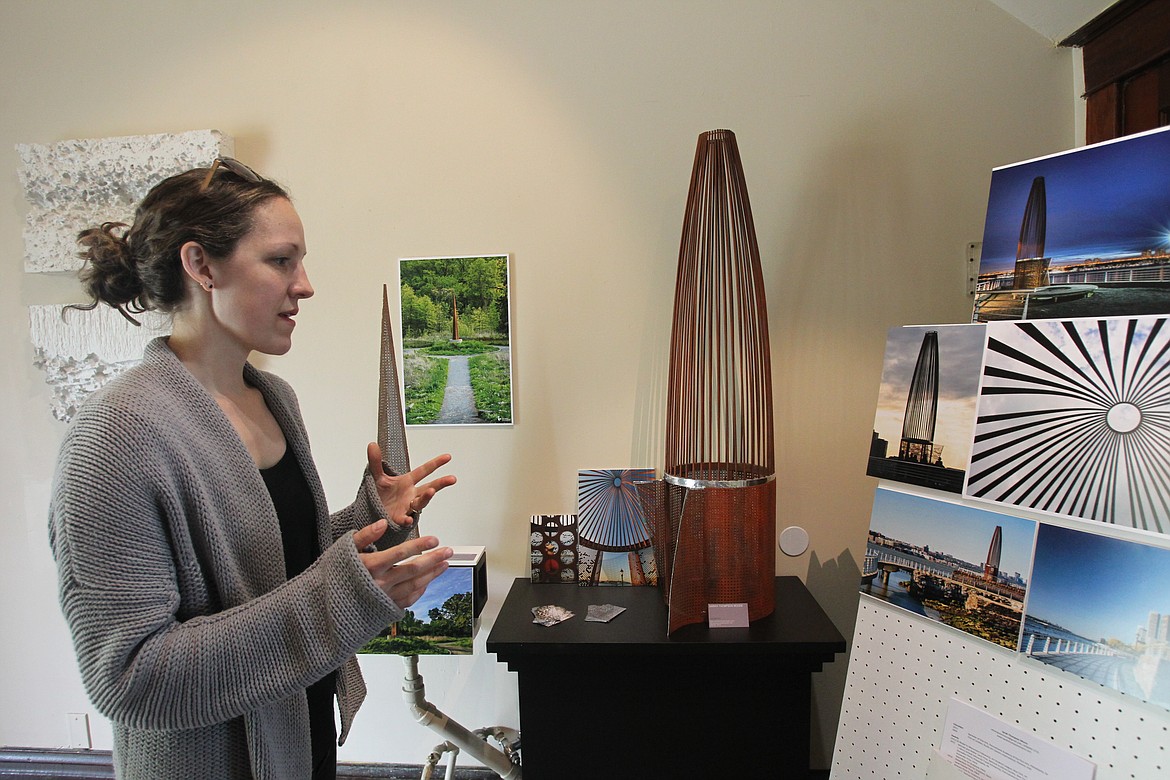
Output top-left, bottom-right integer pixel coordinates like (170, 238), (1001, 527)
(420, 741), (459, 780)
(475, 726), (521, 766)
(402, 655), (522, 780)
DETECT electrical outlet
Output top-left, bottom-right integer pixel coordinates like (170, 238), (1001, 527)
(67, 713), (91, 749)
(965, 242), (982, 296)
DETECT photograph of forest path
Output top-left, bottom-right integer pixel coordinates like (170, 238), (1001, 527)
(399, 255), (512, 425)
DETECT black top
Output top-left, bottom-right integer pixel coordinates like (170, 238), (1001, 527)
(260, 446), (337, 780)
(487, 576), (847, 659)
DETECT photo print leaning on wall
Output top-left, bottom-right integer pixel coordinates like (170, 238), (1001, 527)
(973, 126), (1170, 323)
(867, 324), (984, 493)
(530, 514), (578, 584)
(861, 487), (1037, 650)
(576, 469), (657, 586)
(966, 315), (1170, 535)
(1022, 522), (1170, 713)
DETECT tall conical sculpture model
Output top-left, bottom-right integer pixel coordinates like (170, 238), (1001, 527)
(899, 330), (940, 465)
(378, 285), (417, 538)
(1012, 176), (1048, 289)
(641, 129), (776, 633)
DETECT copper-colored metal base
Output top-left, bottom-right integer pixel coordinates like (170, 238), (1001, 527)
(639, 475), (776, 633)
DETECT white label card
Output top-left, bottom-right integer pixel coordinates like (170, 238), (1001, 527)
(708, 602), (749, 628)
(938, 698), (1095, 780)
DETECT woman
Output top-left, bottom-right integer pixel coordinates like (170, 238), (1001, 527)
(48, 158), (455, 779)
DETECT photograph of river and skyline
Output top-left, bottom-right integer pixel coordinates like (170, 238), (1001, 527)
(861, 488), (1036, 649)
(974, 126), (1170, 322)
(867, 324), (984, 493)
(1022, 523), (1170, 712)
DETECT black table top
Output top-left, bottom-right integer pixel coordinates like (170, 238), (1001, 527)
(486, 576), (846, 659)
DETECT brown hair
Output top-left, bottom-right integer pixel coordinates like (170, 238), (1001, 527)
(72, 165), (289, 323)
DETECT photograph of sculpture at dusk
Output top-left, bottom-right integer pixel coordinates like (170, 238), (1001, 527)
(861, 488), (1036, 649)
(576, 469), (657, 586)
(973, 126), (1170, 322)
(867, 324), (984, 493)
(966, 316), (1170, 535)
(1022, 523), (1170, 713)
(398, 255), (512, 425)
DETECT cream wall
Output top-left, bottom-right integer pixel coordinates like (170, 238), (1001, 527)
(0, 0), (1074, 770)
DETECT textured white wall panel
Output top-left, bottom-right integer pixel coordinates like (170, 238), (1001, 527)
(28, 304), (169, 422)
(16, 130), (232, 272)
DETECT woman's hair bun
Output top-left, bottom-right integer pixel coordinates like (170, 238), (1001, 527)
(75, 222), (147, 320)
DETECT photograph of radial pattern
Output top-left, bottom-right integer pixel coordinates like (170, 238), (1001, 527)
(576, 469), (656, 551)
(966, 317), (1170, 533)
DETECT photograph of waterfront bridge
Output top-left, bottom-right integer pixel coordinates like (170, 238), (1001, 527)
(861, 488), (1036, 649)
(1023, 523), (1170, 713)
(973, 126), (1170, 322)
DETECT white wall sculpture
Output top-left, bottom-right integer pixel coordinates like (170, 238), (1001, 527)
(29, 305), (171, 423)
(16, 129), (232, 273)
(20, 129), (233, 420)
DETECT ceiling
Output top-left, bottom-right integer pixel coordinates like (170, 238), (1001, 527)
(988, 0), (1118, 42)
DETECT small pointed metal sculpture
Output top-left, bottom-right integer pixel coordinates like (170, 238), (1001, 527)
(640, 129), (776, 633)
(379, 285), (417, 538)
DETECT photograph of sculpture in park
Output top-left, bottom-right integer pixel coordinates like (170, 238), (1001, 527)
(973, 126), (1170, 322)
(398, 254), (512, 425)
(966, 316), (1170, 534)
(358, 564), (474, 655)
(861, 488), (1036, 649)
(1021, 523), (1170, 713)
(867, 324), (984, 493)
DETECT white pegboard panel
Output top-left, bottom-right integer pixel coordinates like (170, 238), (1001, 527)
(832, 597), (1170, 779)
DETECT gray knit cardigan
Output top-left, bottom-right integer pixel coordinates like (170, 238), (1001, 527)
(49, 337), (411, 779)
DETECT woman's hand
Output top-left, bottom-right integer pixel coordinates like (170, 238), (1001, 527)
(353, 521), (453, 607)
(366, 443), (457, 527)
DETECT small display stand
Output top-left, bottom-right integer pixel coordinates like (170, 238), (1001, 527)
(487, 577), (845, 779)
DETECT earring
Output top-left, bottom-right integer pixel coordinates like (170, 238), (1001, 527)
(203, 282), (213, 291)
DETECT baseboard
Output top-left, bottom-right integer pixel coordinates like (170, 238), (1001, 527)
(0, 747), (501, 779)
(1, 747), (828, 779)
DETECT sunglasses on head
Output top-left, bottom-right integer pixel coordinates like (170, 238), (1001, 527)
(199, 157), (263, 192)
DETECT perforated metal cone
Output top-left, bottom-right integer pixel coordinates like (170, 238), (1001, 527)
(378, 285), (417, 540)
(378, 284), (411, 477)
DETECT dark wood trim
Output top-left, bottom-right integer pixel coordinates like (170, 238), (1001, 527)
(1061, 0), (1148, 47)
(1076, 0), (1170, 95)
